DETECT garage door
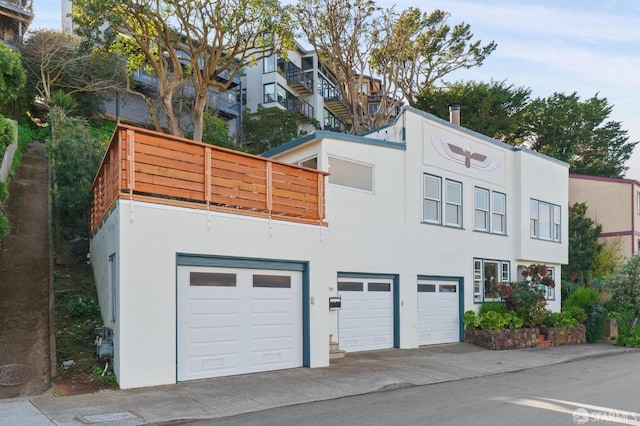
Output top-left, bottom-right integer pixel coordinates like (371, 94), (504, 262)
(337, 278), (394, 352)
(417, 280), (460, 345)
(177, 266), (302, 381)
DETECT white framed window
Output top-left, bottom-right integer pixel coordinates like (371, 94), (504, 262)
(474, 187), (489, 231)
(492, 191), (506, 234)
(298, 156), (318, 169)
(517, 265), (556, 301)
(423, 174), (442, 224)
(263, 83), (276, 103)
(445, 179), (462, 227)
(328, 156), (373, 192)
(531, 199), (561, 242)
(264, 55), (276, 73)
(474, 258), (510, 303)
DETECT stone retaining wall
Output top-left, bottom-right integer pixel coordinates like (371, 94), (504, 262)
(540, 324), (586, 346)
(465, 328), (539, 350)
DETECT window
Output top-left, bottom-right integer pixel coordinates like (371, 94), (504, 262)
(474, 258), (510, 302)
(445, 180), (462, 227)
(423, 174), (441, 224)
(264, 55), (276, 73)
(474, 188), (489, 231)
(517, 265), (556, 301)
(263, 83), (276, 103)
(637, 191), (640, 214)
(190, 272), (236, 287)
(530, 199), (561, 242)
(253, 274), (291, 288)
(299, 156), (318, 169)
(492, 192), (506, 234)
(328, 156), (373, 191)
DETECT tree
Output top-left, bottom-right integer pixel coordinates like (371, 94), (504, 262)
(19, 30), (125, 107)
(523, 92), (636, 178)
(242, 105), (306, 154)
(74, 0), (295, 142)
(563, 202), (603, 283)
(413, 80), (530, 144)
(0, 41), (27, 110)
(604, 254), (640, 332)
(185, 112), (235, 150)
(294, 1), (495, 134)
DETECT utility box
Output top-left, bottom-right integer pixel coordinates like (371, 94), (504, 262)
(329, 296), (341, 310)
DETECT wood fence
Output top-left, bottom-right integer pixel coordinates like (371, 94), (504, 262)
(91, 124), (327, 235)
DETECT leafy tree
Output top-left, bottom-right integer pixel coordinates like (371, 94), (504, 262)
(523, 92), (636, 178)
(604, 254), (640, 332)
(563, 203), (603, 283)
(242, 105), (306, 154)
(593, 236), (624, 279)
(19, 29), (125, 108)
(413, 80), (531, 145)
(294, 0), (495, 134)
(48, 107), (106, 238)
(0, 41), (27, 111)
(185, 112), (234, 150)
(74, 0), (295, 142)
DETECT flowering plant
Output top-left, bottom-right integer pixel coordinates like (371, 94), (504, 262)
(522, 264), (555, 288)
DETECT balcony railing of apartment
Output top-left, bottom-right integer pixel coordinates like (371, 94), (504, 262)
(90, 124), (328, 235)
(0, 0), (33, 17)
(278, 97), (315, 122)
(278, 59), (314, 95)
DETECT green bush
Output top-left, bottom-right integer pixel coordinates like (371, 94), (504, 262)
(0, 211), (9, 238)
(563, 306), (587, 324)
(0, 179), (7, 203)
(479, 301), (507, 315)
(585, 304), (606, 343)
(463, 309), (523, 331)
(561, 280), (576, 302)
(66, 296), (100, 317)
(565, 286), (600, 311)
(545, 311), (579, 328)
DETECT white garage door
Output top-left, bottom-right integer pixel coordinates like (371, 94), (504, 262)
(177, 266), (302, 381)
(337, 278), (394, 352)
(418, 280), (460, 345)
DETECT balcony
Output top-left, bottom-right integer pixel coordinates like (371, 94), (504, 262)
(278, 97), (315, 122)
(91, 125), (328, 235)
(278, 59), (314, 96)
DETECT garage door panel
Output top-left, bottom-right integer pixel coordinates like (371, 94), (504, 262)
(418, 280), (460, 346)
(338, 278), (394, 353)
(178, 266), (302, 381)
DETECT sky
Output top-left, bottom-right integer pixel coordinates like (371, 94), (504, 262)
(30, 0), (640, 178)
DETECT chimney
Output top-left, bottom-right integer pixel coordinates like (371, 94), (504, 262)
(448, 103), (461, 126)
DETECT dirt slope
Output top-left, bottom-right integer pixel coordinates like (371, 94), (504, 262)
(0, 142), (52, 398)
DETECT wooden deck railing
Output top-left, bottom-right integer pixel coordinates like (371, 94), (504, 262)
(90, 124), (328, 235)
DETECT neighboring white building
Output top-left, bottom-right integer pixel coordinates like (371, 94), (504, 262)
(90, 106), (568, 389)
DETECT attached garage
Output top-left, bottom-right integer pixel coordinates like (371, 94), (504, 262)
(417, 278), (461, 345)
(337, 276), (396, 352)
(177, 264), (303, 381)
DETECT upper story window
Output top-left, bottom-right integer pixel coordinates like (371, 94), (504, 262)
(492, 192), (506, 235)
(637, 191), (640, 214)
(475, 187), (507, 235)
(474, 188), (489, 231)
(264, 55), (276, 73)
(263, 83), (276, 103)
(423, 174), (442, 224)
(299, 156), (318, 169)
(530, 199), (561, 242)
(423, 174), (462, 228)
(328, 156), (373, 192)
(445, 180), (462, 227)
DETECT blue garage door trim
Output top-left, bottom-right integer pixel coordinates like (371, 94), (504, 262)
(337, 272), (400, 348)
(176, 253), (311, 368)
(418, 275), (465, 342)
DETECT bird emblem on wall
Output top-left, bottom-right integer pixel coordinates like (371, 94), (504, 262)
(431, 138), (500, 172)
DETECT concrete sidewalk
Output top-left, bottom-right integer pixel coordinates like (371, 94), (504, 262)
(1, 343), (636, 426)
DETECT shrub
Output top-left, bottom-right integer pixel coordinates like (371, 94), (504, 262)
(496, 281), (548, 327)
(545, 311), (579, 328)
(463, 310), (479, 329)
(479, 301), (507, 315)
(0, 179), (7, 203)
(585, 304), (606, 343)
(0, 211), (9, 238)
(565, 286), (600, 311)
(463, 310), (523, 330)
(564, 306), (587, 324)
(66, 296), (100, 317)
(561, 280), (576, 302)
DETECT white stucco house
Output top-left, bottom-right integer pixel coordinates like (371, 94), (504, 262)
(90, 106), (568, 389)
